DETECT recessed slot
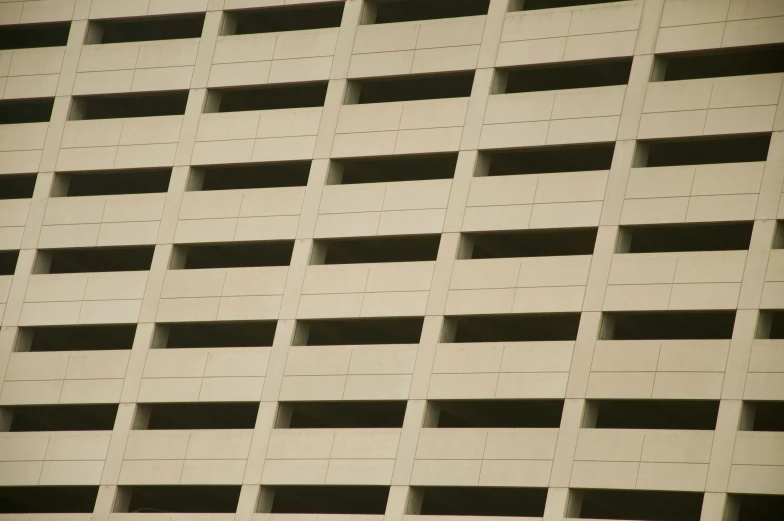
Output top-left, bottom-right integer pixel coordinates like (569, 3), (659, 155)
(656, 44), (784, 81)
(223, 2), (345, 34)
(727, 493), (784, 521)
(442, 314), (582, 343)
(480, 143), (615, 175)
(276, 401), (407, 428)
(53, 169), (171, 197)
(35, 246), (155, 274)
(313, 235), (441, 264)
(69, 91), (189, 120)
(205, 82), (328, 112)
(0, 486), (98, 514)
(16, 325), (137, 352)
(425, 400), (564, 428)
(740, 401), (784, 432)
(330, 153), (458, 184)
(497, 58), (632, 93)
(569, 489), (703, 521)
(0, 250), (19, 276)
(601, 311), (736, 340)
(262, 486), (390, 514)
(512, 0), (629, 11)
(295, 317), (424, 346)
(116, 485), (241, 513)
(410, 486), (547, 517)
(349, 72), (475, 104)
(585, 399), (719, 430)
(87, 13), (205, 44)
(171, 241), (294, 269)
(0, 174), (36, 199)
(189, 162), (311, 191)
(0, 21), (71, 50)
(3, 404), (118, 432)
(135, 402), (259, 430)
(364, 0), (489, 24)
(756, 310), (784, 339)
(0, 97), (54, 124)
(617, 222), (754, 253)
(461, 228), (598, 259)
(154, 321), (277, 348)
(636, 134), (771, 167)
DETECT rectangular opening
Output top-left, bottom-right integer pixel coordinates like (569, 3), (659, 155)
(0, 97), (54, 124)
(757, 310), (784, 339)
(426, 400), (563, 428)
(601, 311), (736, 340)
(740, 401), (784, 432)
(512, 0), (629, 11)
(0, 21), (71, 50)
(350, 72), (475, 104)
(364, 0), (489, 24)
(586, 399), (719, 430)
(727, 493), (784, 521)
(155, 321), (277, 348)
(0, 250), (19, 276)
(53, 169), (171, 197)
(443, 313), (582, 343)
(570, 489), (703, 521)
(618, 222), (754, 254)
(136, 402), (259, 430)
(224, 2), (345, 34)
(480, 143), (615, 176)
(295, 317), (424, 345)
(206, 82), (328, 112)
(171, 241), (294, 269)
(0, 174), (36, 200)
(656, 44), (784, 82)
(461, 228), (597, 259)
(0, 486), (98, 514)
(411, 487), (547, 517)
(117, 485), (241, 514)
(313, 235), (441, 264)
(87, 13), (205, 44)
(3, 404), (118, 432)
(637, 134), (771, 167)
(189, 162), (311, 191)
(498, 58), (632, 93)
(69, 91), (189, 120)
(330, 153), (458, 184)
(276, 401), (407, 428)
(264, 486), (390, 514)
(35, 246), (155, 274)
(17, 325), (137, 352)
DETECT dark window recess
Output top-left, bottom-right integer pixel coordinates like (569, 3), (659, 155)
(498, 58), (632, 94)
(775, 221), (784, 249)
(657, 44), (784, 82)
(0, 97), (54, 124)
(190, 162), (311, 191)
(481, 143), (615, 176)
(172, 241), (294, 269)
(155, 321), (277, 348)
(88, 14), (205, 44)
(618, 222), (754, 254)
(0, 22), (71, 50)
(365, 0), (489, 24)
(350, 72), (475, 104)
(462, 228), (597, 259)
(70, 91), (189, 120)
(263, 486), (390, 515)
(757, 310), (784, 339)
(224, 2), (345, 35)
(728, 493), (784, 521)
(601, 311), (736, 340)
(512, 0), (629, 11)
(277, 401), (407, 428)
(206, 82), (328, 112)
(741, 401), (784, 432)
(53, 169), (171, 197)
(0, 174), (36, 200)
(637, 134), (771, 167)
(0, 486), (98, 514)
(117, 486), (241, 514)
(585, 400), (719, 430)
(3, 404), (118, 432)
(137, 402), (259, 430)
(570, 489), (703, 521)
(331, 153), (458, 184)
(17, 324), (137, 352)
(0, 251), (19, 276)
(412, 487), (547, 517)
(443, 313), (581, 343)
(314, 235), (441, 264)
(426, 400), (563, 428)
(295, 317), (424, 346)
(36, 246), (155, 274)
